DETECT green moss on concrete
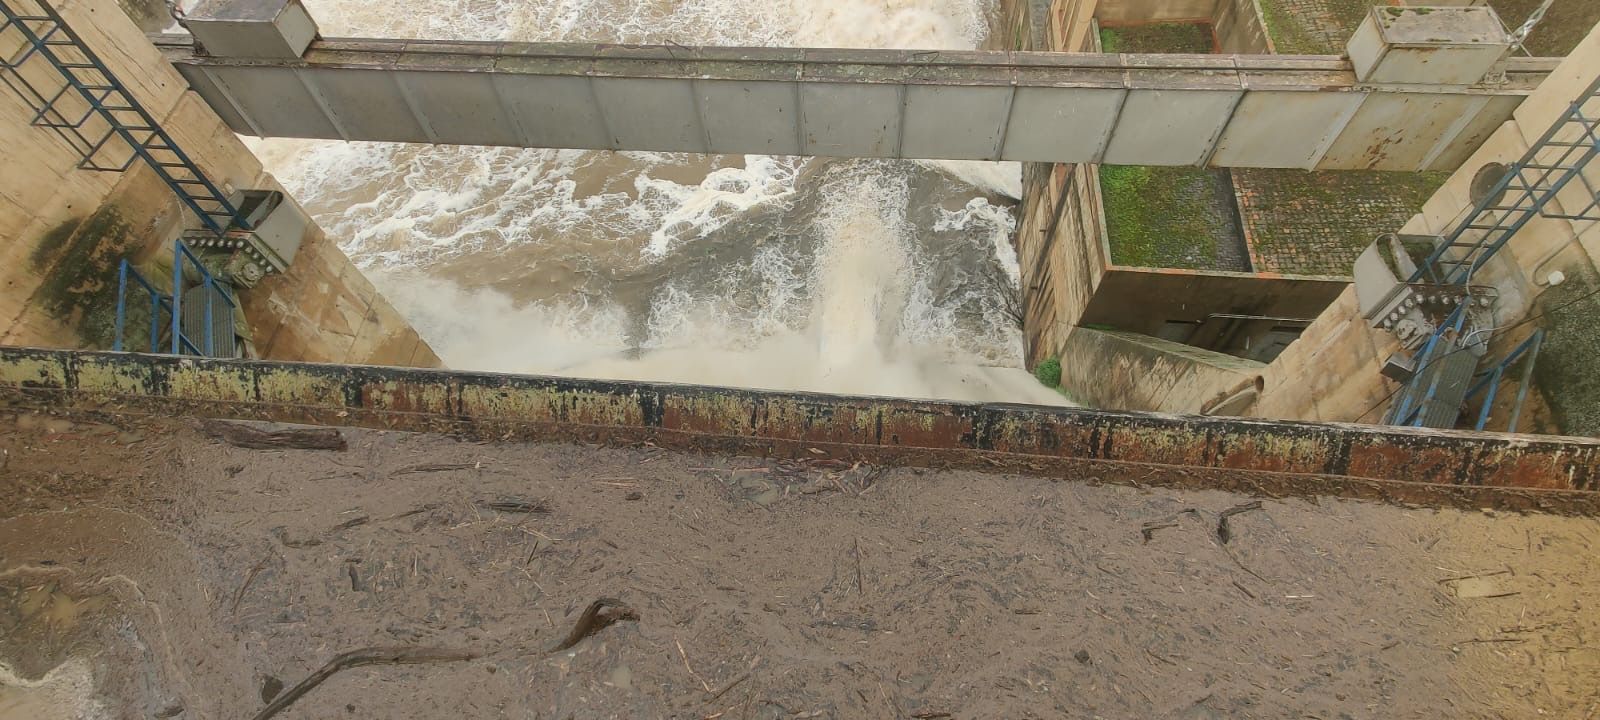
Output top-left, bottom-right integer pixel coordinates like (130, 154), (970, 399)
(30, 217), (84, 271)
(1098, 23), (1246, 272)
(1235, 169), (1448, 276)
(1533, 272), (1600, 437)
(1099, 23), (1214, 54)
(1488, 0), (1600, 56)
(1100, 165), (1222, 270)
(1258, 0), (1381, 55)
(30, 208), (141, 349)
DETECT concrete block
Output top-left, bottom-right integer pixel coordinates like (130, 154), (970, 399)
(901, 85), (1011, 160)
(55, 0), (188, 118)
(1103, 90), (1241, 166)
(346, 316), (417, 367)
(1001, 87), (1122, 162)
(1347, 6), (1509, 85)
(591, 77), (706, 153)
(1418, 121), (1525, 233)
(186, 0), (318, 59)
(1095, 0), (1211, 24)
(799, 83), (901, 158)
(409, 339), (443, 368)
(158, 92), (266, 191)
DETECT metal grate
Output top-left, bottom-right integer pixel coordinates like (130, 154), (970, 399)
(0, 0), (249, 235)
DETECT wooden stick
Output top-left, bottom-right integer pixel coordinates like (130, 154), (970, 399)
(202, 420), (346, 451)
(251, 647), (475, 720)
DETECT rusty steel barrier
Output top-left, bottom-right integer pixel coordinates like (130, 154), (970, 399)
(2, 346), (1598, 514)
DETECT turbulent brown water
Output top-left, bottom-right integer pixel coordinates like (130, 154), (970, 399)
(248, 0), (1067, 404)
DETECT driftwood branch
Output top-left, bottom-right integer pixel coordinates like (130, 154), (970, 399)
(202, 420), (347, 451)
(548, 597), (639, 653)
(250, 647), (475, 720)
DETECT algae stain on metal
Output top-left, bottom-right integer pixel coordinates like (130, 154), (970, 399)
(256, 366), (343, 407)
(0, 356), (68, 388)
(167, 362), (255, 403)
(72, 356), (150, 396)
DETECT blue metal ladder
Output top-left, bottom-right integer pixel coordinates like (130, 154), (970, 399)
(1413, 74), (1600, 286)
(0, 0), (249, 235)
(1389, 74), (1599, 430)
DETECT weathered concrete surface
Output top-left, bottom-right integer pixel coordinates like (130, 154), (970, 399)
(1081, 269), (1347, 338)
(1049, 0), (1101, 54)
(0, 0), (437, 368)
(154, 36), (1552, 170)
(3, 346), (1599, 512)
(1212, 0), (1275, 54)
(1058, 326), (1263, 413)
(1097, 0), (1213, 25)
(1017, 162), (1108, 368)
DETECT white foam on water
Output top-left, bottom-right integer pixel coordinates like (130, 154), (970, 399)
(640, 156), (800, 257)
(255, 0), (1061, 403)
(937, 196), (1021, 287)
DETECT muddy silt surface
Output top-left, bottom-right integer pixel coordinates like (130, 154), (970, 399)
(1, 410), (1597, 718)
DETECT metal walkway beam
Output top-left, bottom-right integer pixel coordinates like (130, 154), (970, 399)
(156, 37), (1555, 171)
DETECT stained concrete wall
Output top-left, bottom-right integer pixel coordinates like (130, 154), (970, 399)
(1018, 163), (1110, 368)
(1059, 327), (1263, 413)
(0, 0), (438, 368)
(1253, 24), (1600, 433)
(1211, 0), (1274, 54)
(1016, 0), (1363, 414)
(1094, 0), (1270, 53)
(1081, 269), (1346, 334)
(994, 0), (1052, 50)
(1048, 0), (1101, 53)
(10, 347), (1600, 505)
(1097, 0), (1214, 25)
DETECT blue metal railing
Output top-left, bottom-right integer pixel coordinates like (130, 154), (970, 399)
(1386, 302), (1470, 427)
(1463, 330), (1545, 433)
(112, 260), (174, 353)
(113, 240), (235, 356)
(0, 0), (250, 235)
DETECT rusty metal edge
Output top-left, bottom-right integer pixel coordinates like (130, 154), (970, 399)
(2, 347), (1597, 514)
